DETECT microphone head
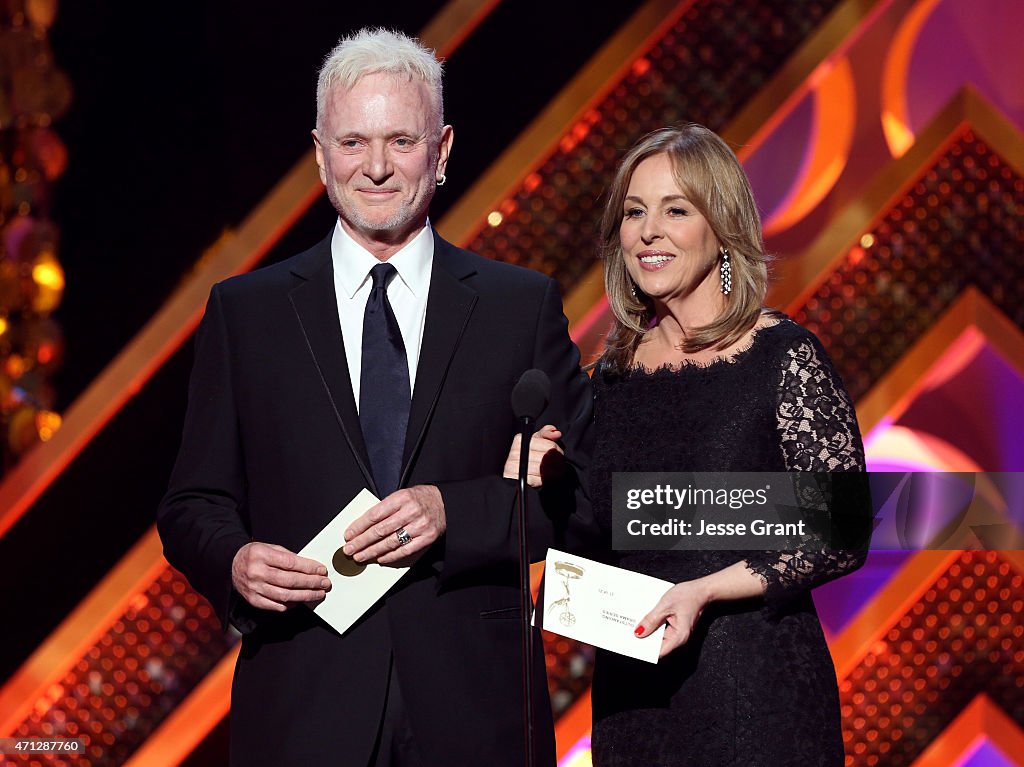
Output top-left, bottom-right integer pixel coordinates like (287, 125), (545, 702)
(511, 369), (551, 421)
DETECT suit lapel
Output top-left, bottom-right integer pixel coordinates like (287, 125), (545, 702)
(288, 236), (376, 494)
(400, 234), (478, 485)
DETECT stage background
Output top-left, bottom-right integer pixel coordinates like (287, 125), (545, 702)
(1, 1), (1021, 765)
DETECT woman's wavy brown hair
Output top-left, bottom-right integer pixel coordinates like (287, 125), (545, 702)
(599, 124), (770, 373)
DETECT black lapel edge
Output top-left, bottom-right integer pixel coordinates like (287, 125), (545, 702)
(399, 241), (479, 486)
(288, 267), (377, 495)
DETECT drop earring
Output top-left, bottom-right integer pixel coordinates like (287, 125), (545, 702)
(719, 248), (732, 295)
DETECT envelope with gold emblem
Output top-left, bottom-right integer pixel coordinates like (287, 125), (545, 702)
(299, 489), (410, 635)
(536, 548), (671, 663)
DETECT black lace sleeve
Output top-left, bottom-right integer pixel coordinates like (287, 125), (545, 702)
(744, 331), (869, 603)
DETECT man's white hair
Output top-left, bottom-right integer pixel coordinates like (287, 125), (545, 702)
(316, 28), (444, 134)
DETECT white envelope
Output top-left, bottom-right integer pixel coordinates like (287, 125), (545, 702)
(298, 488), (410, 635)
(536, 548), (672, 664)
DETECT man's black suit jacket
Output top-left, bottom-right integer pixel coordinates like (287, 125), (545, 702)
(157, 230), (593, 766)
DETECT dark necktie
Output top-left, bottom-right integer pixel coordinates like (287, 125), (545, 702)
(359, 263), (411, 498)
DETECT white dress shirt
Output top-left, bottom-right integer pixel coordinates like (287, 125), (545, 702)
(331, 220), (433, 410)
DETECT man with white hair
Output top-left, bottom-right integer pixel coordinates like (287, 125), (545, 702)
(158, 27), (591, 766)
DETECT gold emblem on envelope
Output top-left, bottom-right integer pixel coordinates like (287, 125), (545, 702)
(547, 561), (584, 627)
(333, 547), (366, 577)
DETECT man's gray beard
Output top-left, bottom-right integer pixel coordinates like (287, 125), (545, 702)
(326, 186), (418, 242)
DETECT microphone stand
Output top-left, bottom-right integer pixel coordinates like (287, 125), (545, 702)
(517, 414), (536, 767)
(511, 367), (548, 767)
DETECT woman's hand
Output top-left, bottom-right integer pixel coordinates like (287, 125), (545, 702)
(634, 562), (766, 657)
(634, 579), (713, 658)
(503, 424), (564, 487)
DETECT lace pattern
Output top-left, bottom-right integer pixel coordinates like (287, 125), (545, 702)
(777, 338), (863, 471)
(745, 334), (868, 603)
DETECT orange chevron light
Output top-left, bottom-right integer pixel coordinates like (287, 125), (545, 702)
(837, 551), (1024, 767)
(912, 693), (1024, 767)
(762, 57), (856, 237)
(772, 86), (1024, 316)
(881, 0), (942, 158)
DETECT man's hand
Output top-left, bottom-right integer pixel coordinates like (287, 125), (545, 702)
(231, 542), (330, 612)
(343, 485), (446, 566)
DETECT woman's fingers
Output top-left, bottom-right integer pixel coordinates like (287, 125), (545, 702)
(633, 583), (707, 657)
(503, 426), (565, 486)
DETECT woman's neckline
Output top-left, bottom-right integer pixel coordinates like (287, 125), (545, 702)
(625, 315), (788, 376)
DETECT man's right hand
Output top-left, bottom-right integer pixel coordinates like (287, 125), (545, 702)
(231, 542), (331, 612)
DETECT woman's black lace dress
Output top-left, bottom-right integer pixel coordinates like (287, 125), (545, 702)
(589, 318), (866, 767)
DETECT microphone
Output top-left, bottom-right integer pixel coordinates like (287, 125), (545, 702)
(511, 369), (550, 422)
(510, 368), (549, 767)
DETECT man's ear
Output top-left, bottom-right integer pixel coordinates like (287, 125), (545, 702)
(435, 125), (454, 181)
(312, 129), (327, 186)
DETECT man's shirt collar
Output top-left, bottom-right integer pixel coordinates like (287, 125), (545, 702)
(332, 220), (433, 299)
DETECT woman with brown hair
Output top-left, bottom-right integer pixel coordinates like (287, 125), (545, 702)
(511, 124), (866, 765)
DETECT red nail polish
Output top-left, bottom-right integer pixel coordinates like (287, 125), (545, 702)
(634, 625), (645, 637)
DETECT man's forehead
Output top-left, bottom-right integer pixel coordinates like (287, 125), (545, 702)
(321, 73), (438, 135)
